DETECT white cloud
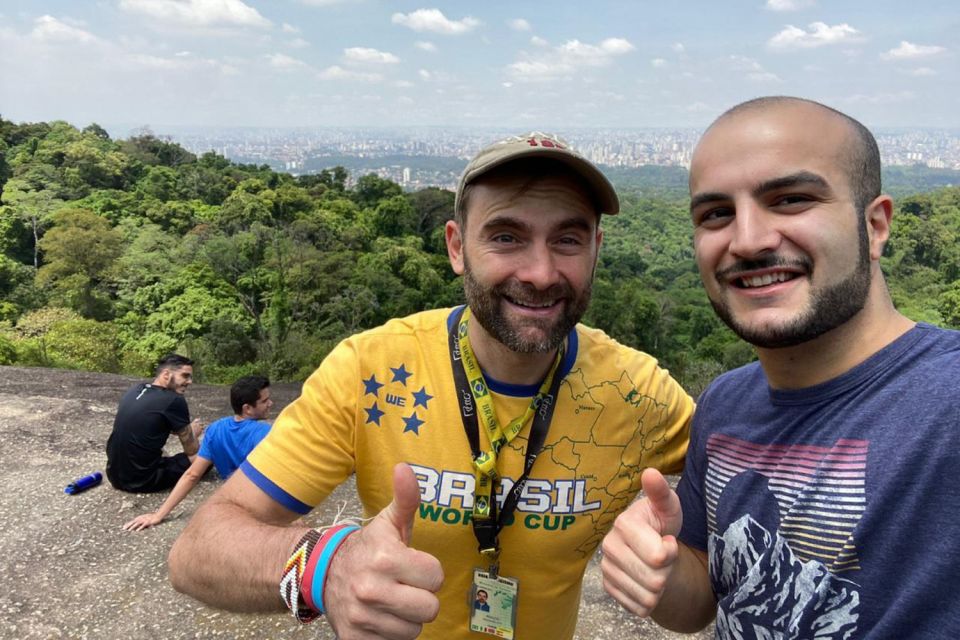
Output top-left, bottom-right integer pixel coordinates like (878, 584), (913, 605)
(282, 23), (300, 33)
(651, 58), (667, 68)
(288, 37), (310, 48)
(748, 71), (783, 82)
(419, 69), (432, 80)
(509, 60), (562, 77)
(415, 41), (437, 52)
(318, 65), (382, 81)
(908, 67), (937, 76)
(596, 38), (634, 55)
(391, 9), (480, 35)
(300, 0), (355, 5)
(728, 54), (783, 82)
(118, 0), (271, 29)
(266, 53), (307, 70)
(728, 55), (764, 71)
(125, 51), (235, 76)
(768, 22), (862, 50)
(881, 41), (946, 60)
(502, 81), (513, 88)
(530, 36), (548, 47)
(765, 0), (815, 11)
(343, 47), (399, 64)
(31, 15), (101, 44)
(671, 42), (685, 53)
(837, 91), (916, 105)
(508, 18), (531, 32)
(398, 96), (415, 105)
(508, 37), (635, 81)
(394, 80), (414, 88)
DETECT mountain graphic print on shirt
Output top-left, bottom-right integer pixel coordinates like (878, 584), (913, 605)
(705, 434), (865, 639)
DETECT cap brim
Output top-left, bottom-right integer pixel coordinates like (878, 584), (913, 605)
(457, 144), (620, 216)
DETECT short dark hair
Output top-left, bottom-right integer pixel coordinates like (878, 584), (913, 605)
(455, 158), (600, 229)
(230, 375), (270, 415)
(715, 96), (881, 213)
(155, 353), (194, 377)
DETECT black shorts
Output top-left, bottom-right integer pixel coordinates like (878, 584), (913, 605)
(152, 453), (192, 491)
(107, 453), (191, 493)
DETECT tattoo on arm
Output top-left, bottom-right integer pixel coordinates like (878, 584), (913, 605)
(177, 426), (199, 456)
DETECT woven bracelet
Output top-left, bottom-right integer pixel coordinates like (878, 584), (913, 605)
(280, 528), (323, 623)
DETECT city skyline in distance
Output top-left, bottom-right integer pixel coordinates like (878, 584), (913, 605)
(1, 1), (958, 132)
(149, 125), (960, 193)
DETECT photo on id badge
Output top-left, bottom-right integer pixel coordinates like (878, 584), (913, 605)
(469, 569), (519, 639)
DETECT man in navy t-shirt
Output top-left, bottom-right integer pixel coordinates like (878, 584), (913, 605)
(106, 353), (202, 493)
(123, 374), (273, 531)
(601, 97), (960, 638)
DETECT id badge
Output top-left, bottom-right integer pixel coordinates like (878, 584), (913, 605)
(469, 568), (519, 639)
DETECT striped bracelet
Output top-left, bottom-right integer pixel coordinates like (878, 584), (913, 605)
(280, 524), (361, 623)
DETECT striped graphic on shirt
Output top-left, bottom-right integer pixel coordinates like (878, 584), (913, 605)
(705, 433), (867, 574)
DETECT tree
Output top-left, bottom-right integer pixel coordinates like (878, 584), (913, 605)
(0, 177), (63, 268)
(45, 317), (120, 372)
(112, 222), (180, 306)
(214, 184), (274, 233)
(353, 173), (402, 209)
(406, 187), (454, 240)
(939, 283), (960, 329)
(120, 131), (196, 167)
(0, 253), (43, 322)
(82, 123), (111, 140)
(13, 307), (80, 366)
(372, 194), (419, 237)
(137, 165), (182, 202)
(352, 236), (448, 323)
(36, 208), (123, 318)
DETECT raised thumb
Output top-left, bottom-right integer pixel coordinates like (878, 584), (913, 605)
(641, 467), (682, 537)
(380, 463), (422, 545)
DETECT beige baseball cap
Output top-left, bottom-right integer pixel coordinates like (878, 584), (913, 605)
(454, 132), (620, 215)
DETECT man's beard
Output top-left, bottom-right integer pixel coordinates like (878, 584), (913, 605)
(462, 261), (592, 354)
(709, 218), (872, 349)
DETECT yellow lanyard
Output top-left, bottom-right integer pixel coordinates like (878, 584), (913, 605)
(457, 308), (564, 520)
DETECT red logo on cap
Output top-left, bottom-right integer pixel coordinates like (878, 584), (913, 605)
(526, 137), (566, 150)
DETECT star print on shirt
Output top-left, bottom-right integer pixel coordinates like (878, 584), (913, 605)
(412, 386), (433, 409)
(364, 402), (385, 426)
(402, 412), (425, 435)
(362, 374), (383, 397)
(390, 364), (413, 386)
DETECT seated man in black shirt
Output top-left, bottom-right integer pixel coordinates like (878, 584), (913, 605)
(106, 353), (203, 493)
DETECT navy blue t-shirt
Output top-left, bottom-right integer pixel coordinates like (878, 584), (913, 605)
(106, 383), (191, 491)
(677, 323), (960, 638)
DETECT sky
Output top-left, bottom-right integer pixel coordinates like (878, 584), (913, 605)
(1, 0), (958, 132)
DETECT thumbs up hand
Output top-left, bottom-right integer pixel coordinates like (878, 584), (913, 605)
(324, 463), (444, 639)
(600, 468), (683, 618)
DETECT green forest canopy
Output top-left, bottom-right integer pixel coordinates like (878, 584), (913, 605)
(1, 117), (959, 395)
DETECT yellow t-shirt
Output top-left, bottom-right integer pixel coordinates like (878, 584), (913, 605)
(246, 307), (693, 639)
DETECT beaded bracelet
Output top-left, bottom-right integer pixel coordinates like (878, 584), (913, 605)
(280, 528), (323, 623)
(280, 524), (361, 623)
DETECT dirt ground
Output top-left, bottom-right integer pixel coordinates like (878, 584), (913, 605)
(0, 365), (713, 640)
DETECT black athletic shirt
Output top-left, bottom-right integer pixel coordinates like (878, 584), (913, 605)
(105, 383), (191, 491)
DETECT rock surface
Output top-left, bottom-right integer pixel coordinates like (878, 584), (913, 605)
(0, 365), (713, 640)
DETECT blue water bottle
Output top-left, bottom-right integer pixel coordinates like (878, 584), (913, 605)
(65, 471), (103, 495)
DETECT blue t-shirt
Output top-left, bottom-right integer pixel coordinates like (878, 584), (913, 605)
(198, 416), (271, 478)
(677, 323), (960, 639)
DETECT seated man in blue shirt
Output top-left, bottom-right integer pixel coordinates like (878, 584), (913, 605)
(123, 375), (274, 531)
